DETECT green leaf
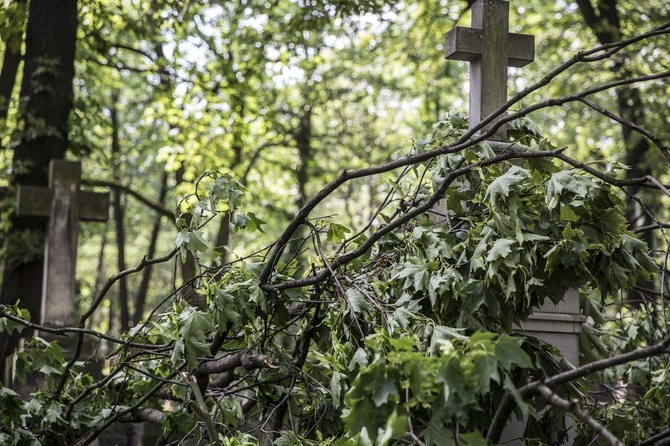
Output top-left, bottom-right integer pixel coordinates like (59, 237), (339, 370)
(331, 371), (345, 409)
(372, 376), (398, 407)
(327, 223), (351, 243)
(348, 348), (369, 371)
(486, 239), (516, 262)
(377, 409), (408, 446)
(175, 230), (209, 254)
(345, 288), (373, 315)
(460, 431), (487, 446)
(245, 212), (266, 233)
(494, 335), (533, 371)
(471, 353), (499, 393)
(485, 166), (531, 211)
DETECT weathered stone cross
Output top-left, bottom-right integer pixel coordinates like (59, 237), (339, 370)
(17, 160), (109, 327)
(445, 0), (534, 140)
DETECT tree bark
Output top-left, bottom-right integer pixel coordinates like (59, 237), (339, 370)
(110, 98), (130, 333)
(0, 0), (78, 381)
(132, 171), (169, 325)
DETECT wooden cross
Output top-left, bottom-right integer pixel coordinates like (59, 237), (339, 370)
(445, 0), (534, 140)
(17, 160), (109, 327)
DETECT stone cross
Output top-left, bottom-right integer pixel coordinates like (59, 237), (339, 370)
(445, 0), (534, 140)
(17, 160), (109, 327)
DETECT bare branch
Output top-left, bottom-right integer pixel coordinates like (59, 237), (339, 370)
(0, 306), (165, 349)
(576, 97), (670, 163)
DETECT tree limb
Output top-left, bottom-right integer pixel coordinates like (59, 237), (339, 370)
(118, 407), (166, 425)
(487, 336), (670, 444)
(198, 350), (276, 375)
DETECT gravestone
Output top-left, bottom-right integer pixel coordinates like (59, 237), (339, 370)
(17, 159), (109, 327)
(444, 1), (583, 443)
(10, 160), (109, 395)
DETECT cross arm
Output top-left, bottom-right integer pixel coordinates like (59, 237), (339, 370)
(444, 27), (535, 67)
(17, 186), (109, 221)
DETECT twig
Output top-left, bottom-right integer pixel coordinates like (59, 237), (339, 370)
(188, 374), (223, 446)
(0, 306), (165, 349)
(576, 98), (670, 163)
(56, 248), (179, 396)
(261, 147), (563, 292)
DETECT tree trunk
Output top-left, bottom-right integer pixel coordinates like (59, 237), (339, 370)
(132, 171), (169, 325)
(0, 0), (26, 134)
(284, 108), (313, 269)
(110, 98), (130, 333)
(87, 231), (108, 330)
(0, 0), (78, 381)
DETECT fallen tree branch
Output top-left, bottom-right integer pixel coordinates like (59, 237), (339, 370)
(536, 384), (624, 446)
(198, 350), (276, 375)
(119, 407), (166, 425)
(487, 336), (670, 444)
(260, 147), (563, 291)
(56, 248), (179, 396)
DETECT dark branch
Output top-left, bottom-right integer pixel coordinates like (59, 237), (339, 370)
(537, 384), (624, 446)
(198, 350), (275, 375)
(83, 178), (174, 220)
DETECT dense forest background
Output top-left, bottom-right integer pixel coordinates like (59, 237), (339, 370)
(0, 0), (669, 445)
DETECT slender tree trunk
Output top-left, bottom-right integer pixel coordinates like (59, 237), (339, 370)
(175, 166), (197, 280)
(215, 212), (232, 265)
(110, 98), (130, 332)
(132, 171), (169, 325)
(0, 0), (26, 134)
(87, 231), (108, 330)
(214, 101), (244, 265)
(0, 0), (78, 381)
(283, 108), (313, 268)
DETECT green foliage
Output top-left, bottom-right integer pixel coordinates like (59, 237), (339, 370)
(1, 0), (669, 444)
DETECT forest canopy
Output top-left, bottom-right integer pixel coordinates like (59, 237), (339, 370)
(0, 0), (669, 445)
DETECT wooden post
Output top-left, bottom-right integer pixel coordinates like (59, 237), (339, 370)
(16, 160), (109, 327)
(445, 0), (534, 140)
